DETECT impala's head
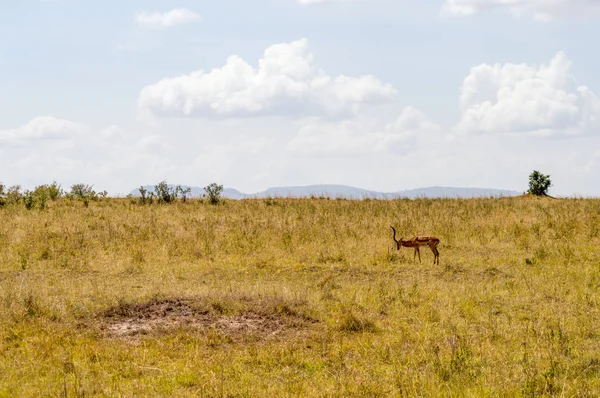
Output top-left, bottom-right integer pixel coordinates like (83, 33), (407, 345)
(390, 226), (401, 250)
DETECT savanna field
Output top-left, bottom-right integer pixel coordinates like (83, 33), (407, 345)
(1, 195), (600, 397)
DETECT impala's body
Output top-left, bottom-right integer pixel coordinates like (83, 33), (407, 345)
(391, 226), (440, 265)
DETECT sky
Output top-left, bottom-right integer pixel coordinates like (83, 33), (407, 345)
(1, 0), (599, 197)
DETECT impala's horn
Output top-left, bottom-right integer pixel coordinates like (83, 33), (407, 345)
(390, 226), (401, 250)
(391, 226), (399, 244)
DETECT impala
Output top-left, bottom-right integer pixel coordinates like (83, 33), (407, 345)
(391, 226), (440, 265)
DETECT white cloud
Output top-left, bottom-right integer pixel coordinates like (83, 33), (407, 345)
(3, 113), (600, 197)
(584, 150), (600, 173)
(192, 136), (274, 183)
(135, 8), (201, 29)
(456, 52), (600, 137)
(0, 116), (87, 147)
(298, 0), (355, 4)
(441, 0), (600, 21)
(288, 106), (440, 156)
(0, 117), (176, 193)
(138, 38), (397, 119)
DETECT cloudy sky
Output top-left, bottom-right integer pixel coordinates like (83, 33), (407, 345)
(1, 0), (599, 196)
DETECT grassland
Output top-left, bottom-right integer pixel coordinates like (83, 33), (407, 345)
(1, 196), (600, 397)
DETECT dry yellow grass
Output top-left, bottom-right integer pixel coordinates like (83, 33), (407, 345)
(1, 196), (600, 396)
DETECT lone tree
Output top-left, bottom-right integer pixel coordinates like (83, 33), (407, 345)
(204, 183), (223, 205)
(528, 170), (552, 196)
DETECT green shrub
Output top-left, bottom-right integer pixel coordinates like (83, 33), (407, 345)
(69, 184), (98, 207)
(138, 186), (153, 205)
(23, 190), (35, 210)
(204, 183), (223, 205)
(19, 185), (51, 210)
(0, 183), (5, 207)
(32, 185), (50, 209)
(177, 185), (192, 203)
(528, 170), (552, 196)
(154, 180), (178, 204)
(7, 185), (23, 204)
(47, 181), (63, 200)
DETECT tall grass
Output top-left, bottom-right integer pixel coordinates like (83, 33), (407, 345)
(1, 196), (599, 396)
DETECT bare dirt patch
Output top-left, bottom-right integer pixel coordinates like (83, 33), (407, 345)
(97, 296), (319, 341)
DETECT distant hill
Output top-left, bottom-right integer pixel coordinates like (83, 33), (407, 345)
(392, 186), (521, 199)
(130, 185), (247, 199)
(129, 184), (521, 200)
(249, 184), (384, 199)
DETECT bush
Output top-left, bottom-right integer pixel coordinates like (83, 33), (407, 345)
(138, 186), (154, 205)
(69, 184), (98, 207)
(7, 186), (23, 204)
(1, 184), (38, 209)
(204, 183), (223, 205)
(47, 181), (63, 200)
(32, 185), (51, 209)
(528, 170), (552, 196)
(177, 185), (192, 203)
(0, 183), (5, 207)
(154, 180), (178, 204)
(30, 182), (63, 204)
(2, 183), (60, 209)
(1, 185), (25, 207)
(23, 190), (35, 210)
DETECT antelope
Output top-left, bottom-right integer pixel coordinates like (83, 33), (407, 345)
(391, 226), (440, 265)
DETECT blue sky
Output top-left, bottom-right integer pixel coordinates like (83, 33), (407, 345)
(1, 0), (599, 196)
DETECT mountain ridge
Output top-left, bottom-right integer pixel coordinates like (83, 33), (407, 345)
(129, 184), (522, 199)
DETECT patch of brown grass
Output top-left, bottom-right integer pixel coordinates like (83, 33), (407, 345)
(98, 295), (319, 341)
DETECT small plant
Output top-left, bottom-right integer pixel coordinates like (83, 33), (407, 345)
(177, 185), (192, 203)
(339, 311), (378, 333)
(19, 186), (50, 210)
(154, 180), (178, 204)
(0, 184), (20, 207)
(32, 185), (52, 209)
(69, 184), (98, 207)
(204, 183), (224, 205)
(23, 190), (35, 210)
(7, 185), (23, 204)
(0, 183), (5, 207)
(47, 181), (63, 200)
(264, 197), (279, 206)
(528, 170), (552, 196)
(138, 186), (153, 205)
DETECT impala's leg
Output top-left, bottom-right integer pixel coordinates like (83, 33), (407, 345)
(432, 243), (440, 265)
(429, 243), (438, 265)
(416, 247), (421, 263)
